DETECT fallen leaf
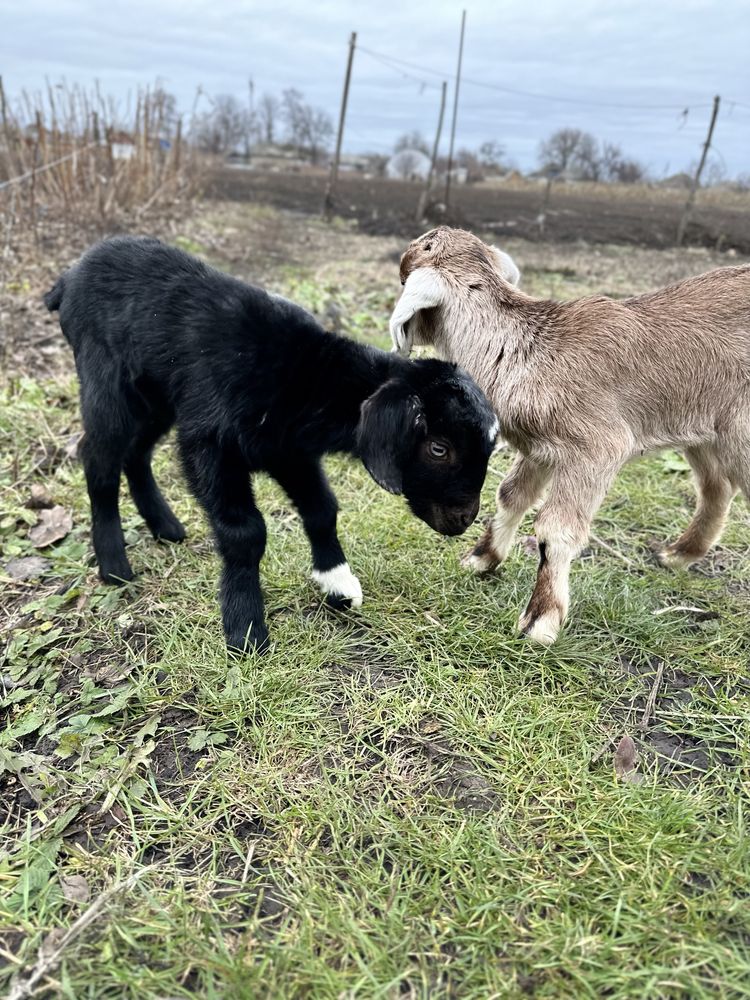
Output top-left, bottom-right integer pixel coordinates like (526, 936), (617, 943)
(29, 506), (73, 548)
(5, 556), (51, 580)
(614, 735), (643, 784)
(64, 431), (84, 461)
(26, 483), (55, 509)
(82, 659), (133, 687)
(39, 927), (67, 959)
(60, 873), (90, 903)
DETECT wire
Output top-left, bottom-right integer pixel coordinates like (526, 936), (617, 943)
(357, 45), (718, 112)
(358, 47), (443, 91)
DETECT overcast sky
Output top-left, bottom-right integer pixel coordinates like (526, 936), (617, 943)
(3, 0), (749, 176)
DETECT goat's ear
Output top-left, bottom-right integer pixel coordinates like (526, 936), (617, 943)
(356, 380), (426, 494)
(488, 246), (521, 287)
(389, 268), (445, 357)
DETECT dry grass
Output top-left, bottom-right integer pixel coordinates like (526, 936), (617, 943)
(0, 80), (203, 267)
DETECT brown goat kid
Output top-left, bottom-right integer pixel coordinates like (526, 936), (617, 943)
(390, 226), (750, 644)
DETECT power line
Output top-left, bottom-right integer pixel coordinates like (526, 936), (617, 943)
(358, 47), (443, 91)
(358, 45), (720, 112)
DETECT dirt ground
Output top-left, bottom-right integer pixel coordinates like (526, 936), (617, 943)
(206, 166), (750, 253)
(2, 192), (746, 385)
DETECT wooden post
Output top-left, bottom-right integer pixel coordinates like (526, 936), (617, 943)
(323, 31), (357, 220)
(444, 9), (466, 211)
(676, 94), (720, 246)
(416, 80), (447, 222)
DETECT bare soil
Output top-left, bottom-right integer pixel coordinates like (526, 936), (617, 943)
(205, 167), (750, 253)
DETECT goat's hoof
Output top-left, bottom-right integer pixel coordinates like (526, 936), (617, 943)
(153, 519), (187, 544)
(460, 549), (499, 574)
(656, 546), (700, 570)
(518, 608), (562, 646)
(100, 564), (135, 586)
(226, 626), (270, 656)
(312, 563), (363, 610)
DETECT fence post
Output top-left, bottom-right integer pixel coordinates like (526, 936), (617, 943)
(323, 31), (357, 220)
(416, 81), (447, 222)
(676, 95), (720, 246)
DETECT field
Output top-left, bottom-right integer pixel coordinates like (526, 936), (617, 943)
(207, 167), (750, 252)
(2, 180), (750, 998)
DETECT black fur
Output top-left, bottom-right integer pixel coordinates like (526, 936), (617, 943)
(46, 236), (497, 652)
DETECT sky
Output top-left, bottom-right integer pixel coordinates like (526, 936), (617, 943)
(2, 0), (749, 177)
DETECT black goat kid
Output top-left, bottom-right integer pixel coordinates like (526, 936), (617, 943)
(45, 237), (497, 652)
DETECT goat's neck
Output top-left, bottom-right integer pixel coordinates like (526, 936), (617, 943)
(287, 333), (400, 454)
(436, 293), (532, 391)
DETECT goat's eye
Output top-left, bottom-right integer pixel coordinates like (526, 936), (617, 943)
(423, 242), (432, 251)
(428, 440), (448, 459)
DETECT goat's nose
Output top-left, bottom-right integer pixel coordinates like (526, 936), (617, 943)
(460, 509), (474, 528)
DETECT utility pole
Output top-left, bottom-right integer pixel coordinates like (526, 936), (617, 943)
(676, 94), (720, 245)
(444, 9), (466, 211)
(416, 80), (447, 222)
(323, 31), (356, 220)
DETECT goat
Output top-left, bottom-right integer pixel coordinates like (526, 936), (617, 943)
(45, 236), (498, 653)
(390, 225), (750, 645)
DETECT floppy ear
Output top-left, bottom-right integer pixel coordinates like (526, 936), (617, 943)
(389, 267), (445, 356)
(356, 380), (426, 494)
(488, 246), (521, 287)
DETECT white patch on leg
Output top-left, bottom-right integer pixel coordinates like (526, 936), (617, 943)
(312, 562), (363, 608)
(518, 608), (562, 646)
(657, 547), (700, 570)
(490, 512), (524, 563)
(460, 549), (497, 573)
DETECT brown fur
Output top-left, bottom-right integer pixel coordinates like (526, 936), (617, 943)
(392, 226), (750, 644)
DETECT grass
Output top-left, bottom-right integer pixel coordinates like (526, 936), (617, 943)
(2, 224), (750, 999)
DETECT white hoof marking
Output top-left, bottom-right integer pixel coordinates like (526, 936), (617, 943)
(312, 562), (363, 608)
(519, 609), (561, 646)
(461, 551), (496, 574)
(657, 548), (698, 570)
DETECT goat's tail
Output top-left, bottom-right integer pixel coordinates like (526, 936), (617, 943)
(43, 277), (64, 312)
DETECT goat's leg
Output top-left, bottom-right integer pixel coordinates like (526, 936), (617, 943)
(462, 454), (550, 573)
(124, 415), (185, 543)
(518, 464), (617, 645)
(181, 438), (268, 653)
(270, 457), (362, 609)
(658, 445), (736, 568)
(81, 432), (134, 585)
(78, 380), (137, 585)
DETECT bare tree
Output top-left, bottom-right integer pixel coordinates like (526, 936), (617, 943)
(601, 141), (624, 181)
(538, 127), (587, 175)
(478, 140), (505, 169)
(455, 148), (484, 183)
(612, 158), (645, 184)
(575, 134), (603, 181)
(281, 88), (333, 164)
(394, 130), (430, 156)
(257, 92), (280, 145)
(192, 94), (252, 154)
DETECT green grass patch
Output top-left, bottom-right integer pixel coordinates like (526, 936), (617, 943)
(2, 373), (749, 999)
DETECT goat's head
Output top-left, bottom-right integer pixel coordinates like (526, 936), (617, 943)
(391, 227), (521, 356)
(356, 359), (497, 536)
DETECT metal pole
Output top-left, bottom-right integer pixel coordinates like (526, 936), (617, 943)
(323, 31), (357, 220)
(444, 9), (466, 210)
